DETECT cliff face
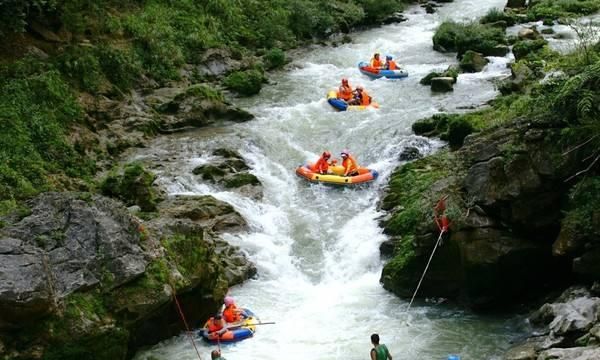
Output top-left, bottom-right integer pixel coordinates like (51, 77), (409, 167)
(0, 192), (256, 359)
(380, 116), (599, 309)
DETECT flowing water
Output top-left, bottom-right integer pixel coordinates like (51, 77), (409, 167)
(132, 1), (532, 359)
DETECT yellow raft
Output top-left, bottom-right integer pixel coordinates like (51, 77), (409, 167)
(326, 91), (379, 111)
(296, 163), (379, 185)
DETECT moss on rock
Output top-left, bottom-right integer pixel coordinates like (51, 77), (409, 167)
(100, 162), (158, 212)
(223, 173), (260, 188)
(223, 69), (265, 96)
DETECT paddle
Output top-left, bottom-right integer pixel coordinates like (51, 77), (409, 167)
(199, 321), (276, 333)
(227, 321), (276, 330)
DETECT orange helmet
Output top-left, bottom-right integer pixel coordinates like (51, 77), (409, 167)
(322, 151), (331, 159)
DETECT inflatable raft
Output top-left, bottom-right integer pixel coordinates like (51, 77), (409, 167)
(358, 61), (408, 79)
(200, 309), (257, 344)
(296, 163), (379, 185)
(327, 91), (379, 111)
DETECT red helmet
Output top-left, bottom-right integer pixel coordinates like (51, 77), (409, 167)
(341, 78), (348, 85)
(322, 151), (331, 159)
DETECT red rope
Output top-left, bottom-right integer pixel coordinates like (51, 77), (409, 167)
(171, 289), (203, 360)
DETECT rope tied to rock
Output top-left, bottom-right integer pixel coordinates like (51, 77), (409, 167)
(406, 196), (451, 315)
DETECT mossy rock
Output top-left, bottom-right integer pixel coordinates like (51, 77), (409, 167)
(447, 117), (474, 149)
(459, 50), (489, 73)
(432, 21), (507, 57)
(192, 165), (226, 181)
(223, 173), (260, 188)
(420, 71), (441, 85)
(100, 163), (158, 212)
(512, 39), (548, 61)
(223, 69), (265, 96)
(212, 148), (242, 159)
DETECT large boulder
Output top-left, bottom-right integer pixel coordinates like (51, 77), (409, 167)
(0, 193), (147, 328)
(431, 77), (455, 92)
(381, 118), (588, 308)
(459, 50), (489, 73)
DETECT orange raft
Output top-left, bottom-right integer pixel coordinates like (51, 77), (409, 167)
(296, 163), (379, 185)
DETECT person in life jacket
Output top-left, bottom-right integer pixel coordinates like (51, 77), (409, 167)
(370, 53), (384, 69)
(337, 78), (353, 102)
(351, 86), (372, 106)
(206, 314), (227, 336)
(340, 149), (359, 177)
(311, 151), (335, 174)
(222, 296), (245, 323)
(384, 55), (397, 70)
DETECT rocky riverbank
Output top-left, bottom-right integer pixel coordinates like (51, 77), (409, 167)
(0, 189), (256, 359)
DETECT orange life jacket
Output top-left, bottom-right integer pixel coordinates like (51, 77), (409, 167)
(223, 305), (241, 323)
(342, 155), (359, 176)
(311, 156), (330, 174)
(337, 85), (353, 101)
(207, 318), (224, 333)
(359, 90), (372, 106)
(370, 58), (383, 68)
(386, 60), (397, 70)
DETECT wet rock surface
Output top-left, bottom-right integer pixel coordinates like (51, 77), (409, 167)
(505, 286), (600, 360)
(381, 117), (590, 309)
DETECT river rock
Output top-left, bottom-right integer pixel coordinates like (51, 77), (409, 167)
(430, 77), (455, 92)
(0, 192), (147, 327)
(194, 48), (253, 78)
(536, 346), (600, 360)
(531, 287), (600, 337)
(573, 248), (600, 279)
(519, 28), (542, 41)
(381, 12), (408, 25)
(399, 146), (422, 161)
(506, 0), (526, 8)
(156, 195), (247, 233)
(459, 50), (489, 73)
(488, 44), (511, 57)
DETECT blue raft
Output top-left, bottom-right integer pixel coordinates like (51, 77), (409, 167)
(358, 61), (408, 79)
(200, 309), (257, 344)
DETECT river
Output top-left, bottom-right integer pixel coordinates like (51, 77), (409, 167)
(132, 1), (529, 359)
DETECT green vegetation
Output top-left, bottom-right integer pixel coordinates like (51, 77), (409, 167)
(420, 66), (459, 85)
(223, 69), (266, 96)
(264, 48), (286, 70)
(0, 60), (95, 203)
(528, 0), (600, 22)
(480, 8), (517, 27)
(381, 151), (455, 236)
(512, 39), (549, 61)
(100, 162), (158, 212)
(561, 177), (600, 240)
(162, 233), (208, 278)
(432, 21), (507, 57)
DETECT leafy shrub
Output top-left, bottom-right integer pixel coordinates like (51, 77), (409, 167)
(359, 0), (407, 24)
(55, 47), (104, 93)
(0, 62), (93, 201)
(433, 21), (507, 57)
(561, 177), (600, 239)
(264, 48), (286, 70)
(480, 8), (517, 26)
(95, 45), (141, 91)
(223, 69), (265, 96)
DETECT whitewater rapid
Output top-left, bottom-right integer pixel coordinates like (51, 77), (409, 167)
(133, 1), (529, 359)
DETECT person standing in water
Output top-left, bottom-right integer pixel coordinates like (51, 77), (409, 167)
(370, 333), (392, 360)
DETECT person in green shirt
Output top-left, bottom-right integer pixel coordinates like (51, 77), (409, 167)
(370, 333), (392, 360)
